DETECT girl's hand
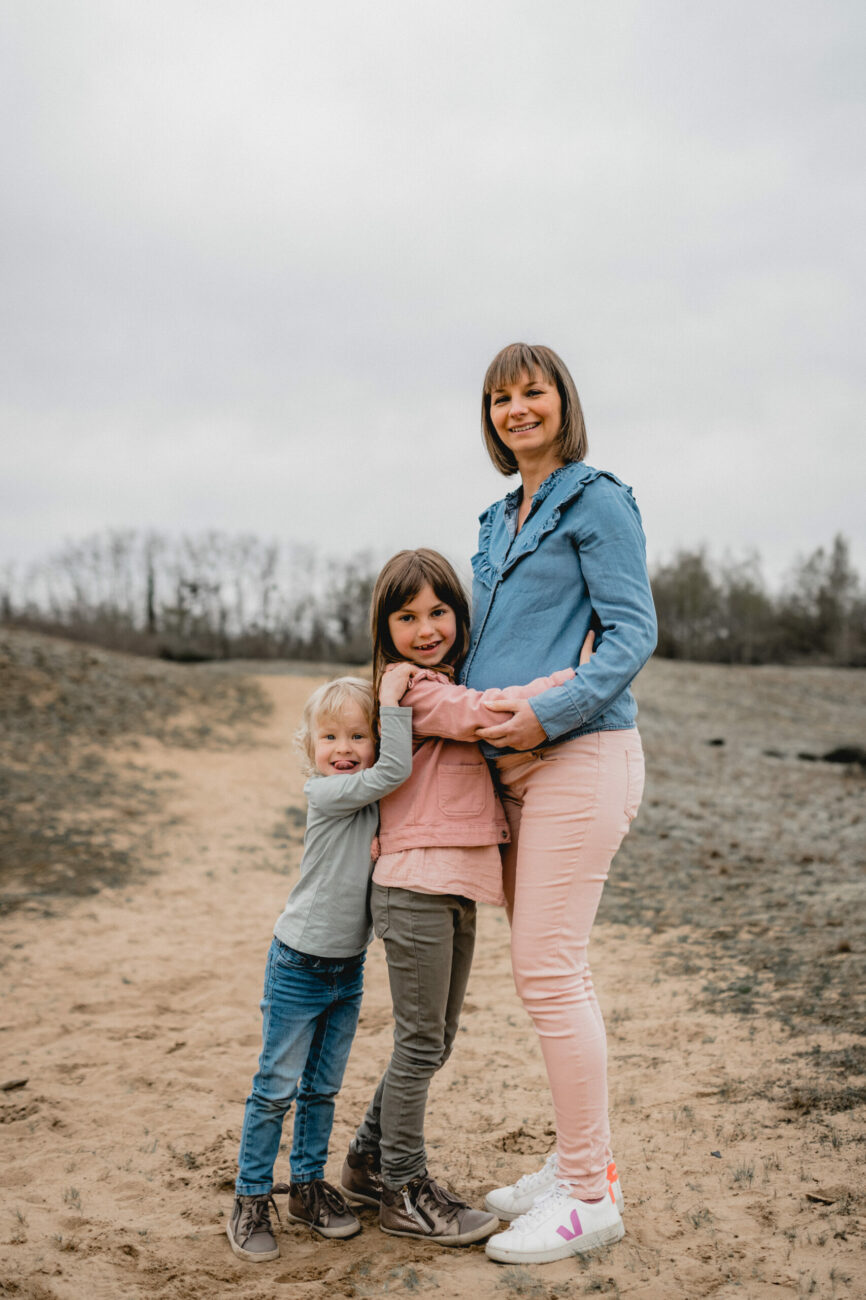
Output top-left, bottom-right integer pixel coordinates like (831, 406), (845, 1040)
(475, 698), (547, 750)
(378, 661), (417, 706)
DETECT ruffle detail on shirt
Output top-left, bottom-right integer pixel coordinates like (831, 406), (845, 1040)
(472, 464), (633, 584)
(527, 462), (575, 505)
(470, 502), (502, 589)
(500, 466), (631, 576)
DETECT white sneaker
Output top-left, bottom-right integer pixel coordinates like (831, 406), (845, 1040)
(485, 1154), (624, 1221)
(484, 1152), (558, 1219)
(485, 1182), (624, 1264)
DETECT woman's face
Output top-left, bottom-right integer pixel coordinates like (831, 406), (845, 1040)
(488, 369), (563, 466)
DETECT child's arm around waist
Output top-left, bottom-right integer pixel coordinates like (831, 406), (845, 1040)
(403, 632), (594, 741)
(305, 707), (413, 817)
(405, 668), (575, 742)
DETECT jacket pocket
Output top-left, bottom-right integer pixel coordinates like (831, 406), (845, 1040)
(437, 762), (487, 818)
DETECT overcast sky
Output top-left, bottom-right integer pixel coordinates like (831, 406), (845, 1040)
(2, 0), (864, 590)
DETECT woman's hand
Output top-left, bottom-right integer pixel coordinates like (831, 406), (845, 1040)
(378, 661), (418, 706)
(475, 698), (547, 750)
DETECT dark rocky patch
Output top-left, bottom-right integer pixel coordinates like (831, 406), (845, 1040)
(823, 745), (866, 767)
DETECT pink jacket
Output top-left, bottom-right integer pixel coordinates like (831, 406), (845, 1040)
(377, 667), (575, 855)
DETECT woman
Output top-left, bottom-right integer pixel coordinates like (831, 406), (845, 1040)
(463, 343), (657, 1265)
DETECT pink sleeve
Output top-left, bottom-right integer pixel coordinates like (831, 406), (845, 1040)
(405, 668), (575, 740)
(497, 667), (575, 700)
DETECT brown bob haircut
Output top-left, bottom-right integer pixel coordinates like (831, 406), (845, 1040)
(370, 549), (470, 696)
(481, 342), (588, 476)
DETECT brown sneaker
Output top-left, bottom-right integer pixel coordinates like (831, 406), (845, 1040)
(286, 1179), (362, 1239)
(339, 1147), (384, 1207)
(379, 1172), (499, 1246)
(226, 1192), (281, 1262)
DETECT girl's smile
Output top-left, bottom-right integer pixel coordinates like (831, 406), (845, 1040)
(388, 584), (458, 668)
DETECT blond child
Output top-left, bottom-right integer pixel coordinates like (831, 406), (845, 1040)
(227, 668), (413, 1262)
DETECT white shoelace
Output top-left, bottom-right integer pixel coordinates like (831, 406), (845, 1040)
(512, 1151), (558, 1194)
(510, 1180), (574, 1230)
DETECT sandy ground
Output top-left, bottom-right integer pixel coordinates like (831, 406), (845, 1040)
(1, 640), (864, 1299)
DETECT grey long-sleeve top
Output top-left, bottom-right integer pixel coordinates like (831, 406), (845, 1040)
(273, 706), (413, 958)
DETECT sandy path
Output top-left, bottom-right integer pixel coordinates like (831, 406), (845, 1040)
(1, 672), (863, 1299)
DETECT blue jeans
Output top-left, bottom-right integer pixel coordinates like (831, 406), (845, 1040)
(236, 937), (365, 1195)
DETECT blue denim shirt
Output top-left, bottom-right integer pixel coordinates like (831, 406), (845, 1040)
(461, 461), (657, 752)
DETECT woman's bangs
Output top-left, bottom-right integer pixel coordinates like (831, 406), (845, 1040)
(484, 344), (556, 395)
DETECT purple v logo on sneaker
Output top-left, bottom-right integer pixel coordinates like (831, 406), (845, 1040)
(556, 1208), (583, 1241)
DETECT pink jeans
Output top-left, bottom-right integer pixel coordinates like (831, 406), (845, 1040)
(495, 728), (645, 1200)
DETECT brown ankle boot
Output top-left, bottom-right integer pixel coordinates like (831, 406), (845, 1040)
(339, 1147), (383, 1207)
(285, 1179), (361, 1239)
(226, 1192), (281, 1262)
(379, 1171), (499, 1246)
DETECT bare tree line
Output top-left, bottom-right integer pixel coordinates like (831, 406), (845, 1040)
(0, 531), (377, 663)
(2, 530), (864, 666)
(652, 535), (866, 665)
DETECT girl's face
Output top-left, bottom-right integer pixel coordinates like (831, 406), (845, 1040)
(488, 368), (563, 465)
(313, 701), (376, 777)
(387, 583), (458, 668)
